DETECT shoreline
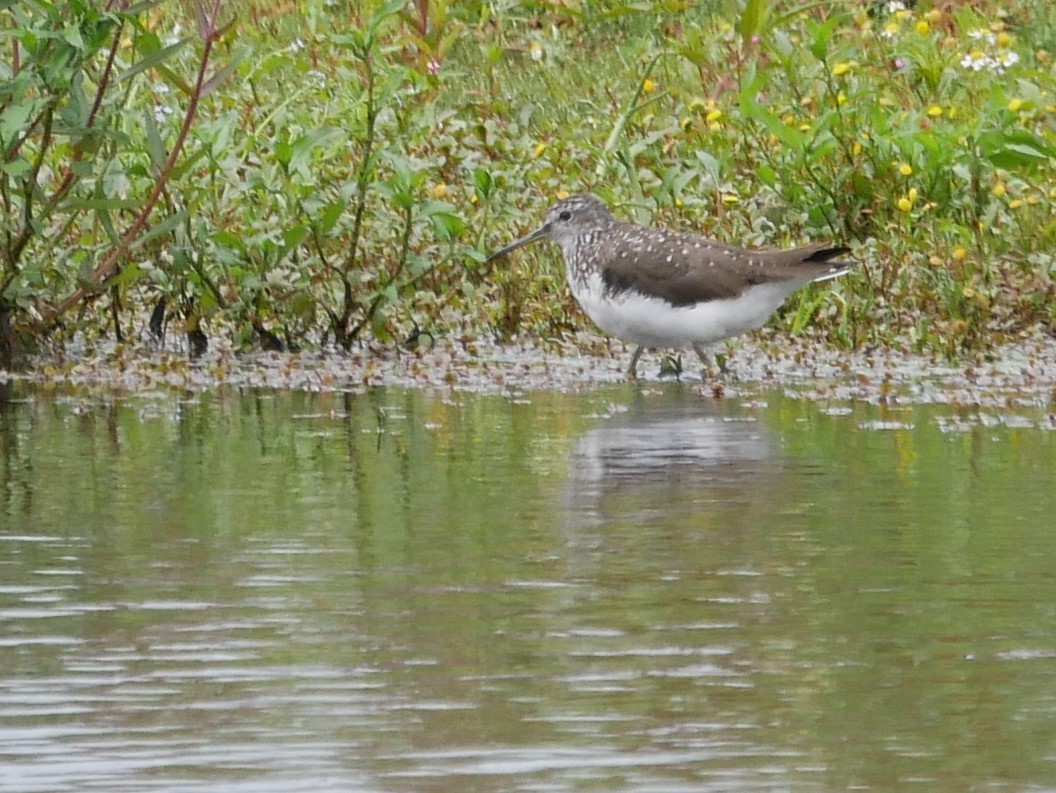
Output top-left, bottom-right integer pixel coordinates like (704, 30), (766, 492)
(3, 331), (1056, 411)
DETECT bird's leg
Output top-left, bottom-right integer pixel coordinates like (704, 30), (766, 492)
(692, 343), (713, 379)
(627, 345), (643, 379)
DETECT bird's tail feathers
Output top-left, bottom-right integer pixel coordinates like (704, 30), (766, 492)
(806, 245), (853, 282)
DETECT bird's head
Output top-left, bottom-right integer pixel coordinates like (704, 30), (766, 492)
(486, 194), (615, 262)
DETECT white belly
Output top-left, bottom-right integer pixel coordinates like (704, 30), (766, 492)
(571, 273), (805, 348)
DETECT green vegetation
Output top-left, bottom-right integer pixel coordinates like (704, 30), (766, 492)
(2, 0), (1055, 369)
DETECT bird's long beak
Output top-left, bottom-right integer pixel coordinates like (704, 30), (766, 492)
(485, 224), (550, 263)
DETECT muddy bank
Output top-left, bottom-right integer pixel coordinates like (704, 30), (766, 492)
(2, 330), (1055, 413)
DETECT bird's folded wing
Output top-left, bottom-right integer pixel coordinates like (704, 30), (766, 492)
(600, 230), (849, 308)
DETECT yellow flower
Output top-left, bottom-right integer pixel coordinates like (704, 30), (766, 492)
(927, 105), (943, 117)
(431, 183), (448, 199)
(721, 193), (739, 204)
(852, 142), (863, 156)
(997, 31), (1013, 47)
(837, 92), (847, 106)
(832, 62), (851, 76)
(533, 142), (547, 157)
(897, 197), (913, 212)
(556, 190), (570, 200)
(470, 194), (479, 204)
(642, 78), (657, 93)
(705, 109), (722, 122)
(895, 9), (911, 21)
(1027, 194), (1041, 205)
(908, 187), (918, 202)
(1009, 198), (1023, 208)
(708, 121), (722, 132)
(992, 182), (1006, 197)
(899, 163), (913, 176)
(925, 9), (941, 23)
(952, 246), (968, 261)
(916, 20), (930, 34)
(1008, 98), (1024, 112)
(675, 197), (683, 207)
(884, 22), (899, 36)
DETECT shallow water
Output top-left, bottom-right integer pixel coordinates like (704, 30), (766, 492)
(2, 384), (1056, 791)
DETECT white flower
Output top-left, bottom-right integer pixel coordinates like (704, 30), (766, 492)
(289, 38), (305, 53)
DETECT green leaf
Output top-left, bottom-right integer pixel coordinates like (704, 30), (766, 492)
(60, 22), (85, 50)
(314, 201), (346, 235)
(0, 100), (35, 143)
(805, 17), (837, 62)
(282, 224), (309, 250)
(129, 210), (188, 250)
(63, 197), (142, 211)
(738, 0), (770, 40)
(96, 203), (119, 245)
(144, 109), (167, 170)
(473, 168), (493, 199)
(978, 130), (1056, 171)
(290, 292), (315, 319)
(1, 157), (31, 178)
(118, 39), (189, 82)
(367, 0), (408, 37)
(275, 140), (293, 168)
(430, 211), (465, 241)
(213, 229), (245, 251)
(201, 51), (245, 99)
(740, 90), (804, 149)
(106, 262), (144, 289)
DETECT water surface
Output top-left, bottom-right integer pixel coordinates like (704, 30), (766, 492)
(2, 385), (1055, 791)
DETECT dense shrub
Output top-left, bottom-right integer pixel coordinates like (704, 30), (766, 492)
(2, 0), (1054, 368)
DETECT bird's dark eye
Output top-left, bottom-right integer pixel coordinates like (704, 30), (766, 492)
(559, 210), (572, 221)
